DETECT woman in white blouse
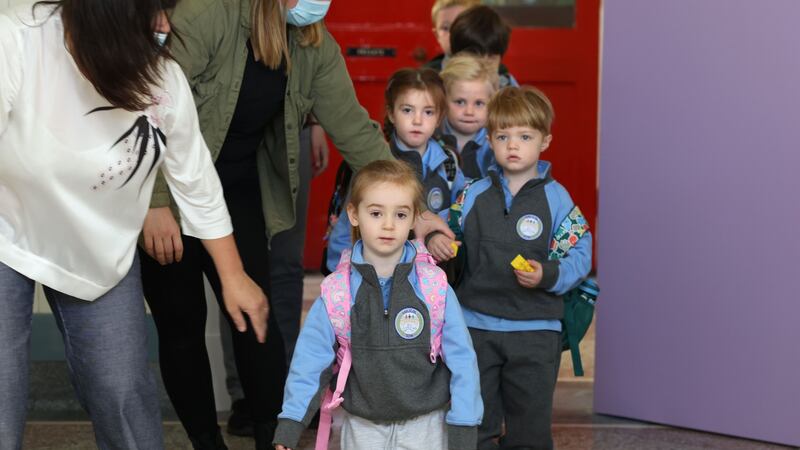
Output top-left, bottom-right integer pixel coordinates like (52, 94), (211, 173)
(0, 0), (267, 448)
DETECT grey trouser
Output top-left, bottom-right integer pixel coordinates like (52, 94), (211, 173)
(469, 328), (561, 450)
(0, 256), (162, 450)
(340, 409), (447, 450)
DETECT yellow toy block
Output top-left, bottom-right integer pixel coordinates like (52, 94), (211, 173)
(451, 242), (459, 257)
(511, 254), (535, 272)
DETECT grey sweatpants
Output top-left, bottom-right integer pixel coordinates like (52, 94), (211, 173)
(340, 408), (448, 450)
(469, 328), (561, 450)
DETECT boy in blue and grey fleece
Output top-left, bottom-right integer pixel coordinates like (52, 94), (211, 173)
(326, 136), (466, 273)
(432, 161), (592, 450)
(274, 241), (482, 449)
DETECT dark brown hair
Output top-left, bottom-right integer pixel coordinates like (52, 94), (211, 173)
(34, 0), (178, 111)
(450, 5), (510, 57)
(383, 68), (447, 140)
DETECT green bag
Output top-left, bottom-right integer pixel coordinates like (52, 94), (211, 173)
(548, 206), (597, 377)
(561, 278), (598, 376)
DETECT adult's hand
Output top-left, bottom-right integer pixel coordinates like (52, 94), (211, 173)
(222, 271), (270, 343)
(311, 124), (330, 177)
(141, 207), (183, 265)
(202, 235), (270, 343)
(414, 210), (455, 242)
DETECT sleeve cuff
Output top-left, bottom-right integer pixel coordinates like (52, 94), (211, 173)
(150, 171), (172, 208)
(447, 424), (477, 450)
(273, 418), (306, 449)
(149, 190), (172, 208)
(540, 260), (560, 291)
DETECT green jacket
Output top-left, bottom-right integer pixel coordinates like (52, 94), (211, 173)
(152, 0), (391, 238)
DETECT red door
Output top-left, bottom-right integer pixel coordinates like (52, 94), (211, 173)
(304, 0), (600, 270)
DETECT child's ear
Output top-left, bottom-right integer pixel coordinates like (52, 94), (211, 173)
(346, 203), (359, 227)
(386, 107), (395, 124)
(541, 134), (553, 152)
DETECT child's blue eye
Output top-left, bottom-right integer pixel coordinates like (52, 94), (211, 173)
(476, 101), (485, 107)
(454, 99), (465, 106)
(521, 135), (532, 141)
(496, 135), (507, 141)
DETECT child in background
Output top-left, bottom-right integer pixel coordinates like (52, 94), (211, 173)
(326, 68), (465, 273)
(273, 160), (482, 450)
(439, 54), (499, 180)
(446, 5), (519, 88)
(427, 87), (592, 450)
(427, 0), (480, 68)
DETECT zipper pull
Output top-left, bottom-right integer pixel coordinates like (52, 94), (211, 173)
(384, 308), (389, 317)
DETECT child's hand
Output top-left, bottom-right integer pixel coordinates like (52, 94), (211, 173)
(429, 234), (459, 262)
(514, 259), (543, 288)
(275, 445), (291, 450)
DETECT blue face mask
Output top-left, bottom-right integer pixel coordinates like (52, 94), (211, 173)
(154, 32), (168, 47)
(286, 0), (330, 26)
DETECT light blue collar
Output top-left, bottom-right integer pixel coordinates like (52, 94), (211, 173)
(350, 240), (415, 266)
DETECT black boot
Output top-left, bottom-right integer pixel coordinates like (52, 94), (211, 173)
(253, 421), (277, 450)
(226, 398), (255, 437)
(188, 428), (228, 450)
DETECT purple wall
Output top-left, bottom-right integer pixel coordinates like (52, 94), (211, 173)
(594, 0), (800, 446)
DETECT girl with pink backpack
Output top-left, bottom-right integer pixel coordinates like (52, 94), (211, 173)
(273, 160), (482, 450)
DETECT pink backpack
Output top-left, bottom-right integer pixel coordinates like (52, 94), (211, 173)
(314, 240), (448, 450)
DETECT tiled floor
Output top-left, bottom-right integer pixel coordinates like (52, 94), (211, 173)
(23, 381), (794, 450)
(20, 274), (797, 449)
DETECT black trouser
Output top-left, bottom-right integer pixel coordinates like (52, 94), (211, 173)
(469, 328), (561, 450)
(140, 180), (287, 439)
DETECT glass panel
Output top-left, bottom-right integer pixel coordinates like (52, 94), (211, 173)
(482, 0), (576, 29)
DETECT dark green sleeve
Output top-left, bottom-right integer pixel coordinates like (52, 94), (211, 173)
(308, 28), (393, 172)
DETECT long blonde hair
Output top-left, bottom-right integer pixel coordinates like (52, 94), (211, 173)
(250, 0), (324, 72)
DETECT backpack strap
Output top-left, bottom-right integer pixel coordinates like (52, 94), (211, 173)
(316, 249), (355, 450)
(447, 178), (477, 241)
(411, 239), (447, 363)
(323, 162), (353, 243)
(442, 147), (459, 189)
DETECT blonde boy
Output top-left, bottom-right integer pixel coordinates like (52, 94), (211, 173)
(439, 54), (499, 180)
